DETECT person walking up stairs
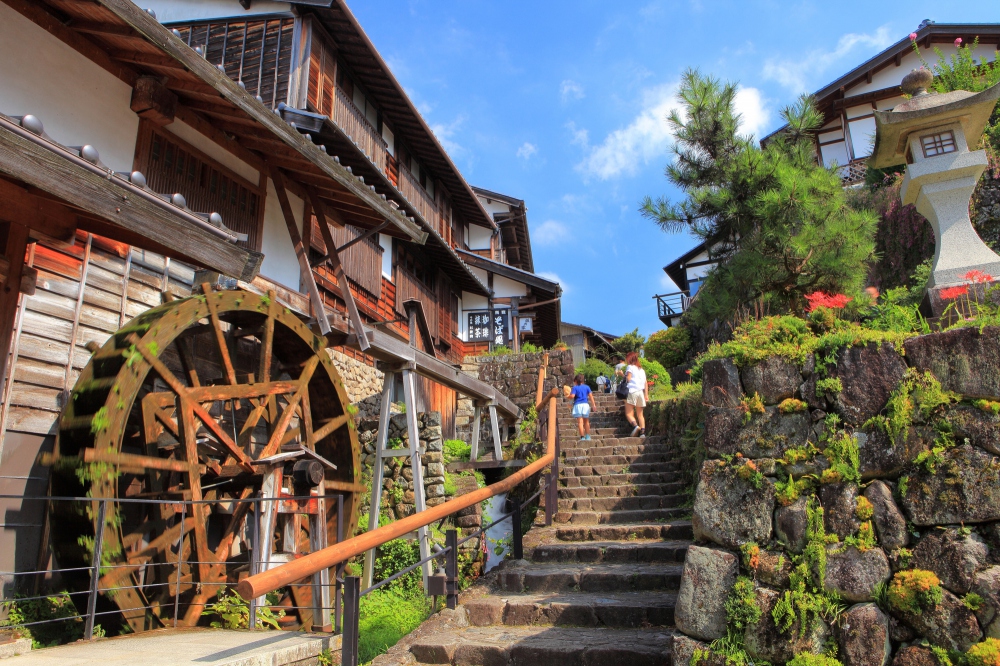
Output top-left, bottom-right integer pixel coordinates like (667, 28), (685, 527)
(372, 390), (693, 665)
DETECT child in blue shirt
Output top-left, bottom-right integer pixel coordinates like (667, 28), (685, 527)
(570, 373), (597, 441)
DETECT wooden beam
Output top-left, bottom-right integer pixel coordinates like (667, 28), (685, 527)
(68, 20), (136, 37)
(130, 76), (177, 126)
(173, 106), (266, 174)
(307, 188), (367, 350)
(0, 222), (29, 394)
(269, 166), (331, 335)
(0, 119), (261, 281)
(111, 49), (189, 71)
(0, 177), (77, 244)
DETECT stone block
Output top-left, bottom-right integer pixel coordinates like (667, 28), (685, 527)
(426, 484), (445, 498)
(950, 404), (1000, 455)
(892, 586), (981, 652)
(910, 527), (989, 595)
(819, 482), (861, 540)
(857, 428), (932, 481)
(754, 549), (792, 589)
(674, 545), (738, 640)
(900, 444), (1000, 525)
(905, 326), (1000, 398)
(972, 566), (1000, 638)
(775, 495), (809, 553)
(457, 515), (480, 528)
(864, 480), (909, 551)
(692, 460), (775, 549)
(824, 544), (891, 602)
(741, 356), (801, 404)
(838, 603), (890, 666)
(828, 342), (907, 425)
(701, 358), (742, 408)
(671, 635), (722, 665)
(427, 463), (445, 477)
(704, 407), (812, 459)
(744, 586), (830, 663)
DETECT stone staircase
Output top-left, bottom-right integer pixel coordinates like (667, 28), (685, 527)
(372, 393), (694, 665)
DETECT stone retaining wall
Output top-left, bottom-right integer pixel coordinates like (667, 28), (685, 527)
(328, 349), (384, 420)
(674, 326), (1000, 663)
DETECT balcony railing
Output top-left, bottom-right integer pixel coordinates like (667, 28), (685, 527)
(838, 158), (868, 187)
(397, 166), (441, 236)
(331, 88), (387, 174)
(654, 291), (689, 327)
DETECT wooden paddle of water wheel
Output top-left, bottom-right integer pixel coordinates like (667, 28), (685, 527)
(46, 285), (362, 633)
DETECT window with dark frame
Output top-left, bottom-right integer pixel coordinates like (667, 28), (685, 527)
(920, 130), (957, 158)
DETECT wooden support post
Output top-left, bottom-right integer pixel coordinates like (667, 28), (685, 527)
(0, 222), (28, 402)
(362, 374), (395, 589)
(488, 404), (502, 462)
(402, 368), (432, 588)
(269, 166), (330, 335)
(307, 188), (368, 350)
(469, 402), (482, 462)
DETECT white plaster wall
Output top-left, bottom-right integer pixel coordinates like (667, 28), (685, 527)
(845, 104), (874, 119)
(821, 142), (850, 168)
(848, 117), (877, 159)
(819, 129), (844, 143)
(470, 266), (489, 285)
(848, 46), (996, 97)
(0, 5), (140, 173)
(876, 95), (906, 111)
(259, 179), (304, 290)
(492, 274), (527, 298)
(378, 233), (392, 279)
(165, 119), (260, 184)
(478, 198), (509, 217)
(468, 224), (492, 250)
(143, 0), (291, 23)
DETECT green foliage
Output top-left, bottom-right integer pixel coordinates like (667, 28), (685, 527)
(815, 377), (843, 398)
(736, 459), (764, 489)
(855, 496), (874, 521)
(443, 439), (471, 464)
(779, 398), (808, 413)
(701, 630), (757, 666)
(611, 328), (646, 355)
(974, 399), (1000, 415)
(520, 341), (543, 353)
(317, 648), (334, 666)
(442, 471), (457, 497)
(202, 588), (283, 630)
(866, 370), (959, 447)
(641, 358), (671, 388)
(775, 474), (813, 507)
(483, 344), (513, 356)
(887, 570), (943, 614)
(739, 392), (766, 423)
(873, 581), (890, 613)
(357, 588), (431, 663)
(725, 576), (762, 630)
(966, 638), (1000, 666)
(963, 592), (985, 612)
(820, 432), (860, 485)
(644, 326), (693, 369)
(786, 655), (843, 666)
(641, 70), (877, 325)
(0, 592), (83, 648)
(575, 357), (614, 390)
(844, 521), (878, 552)
(373, 538), (421, 594)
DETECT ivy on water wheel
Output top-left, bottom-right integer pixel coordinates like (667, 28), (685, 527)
(50, 286), (361, 632)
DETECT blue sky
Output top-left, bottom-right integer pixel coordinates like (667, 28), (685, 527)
(349, 1), (997, 337)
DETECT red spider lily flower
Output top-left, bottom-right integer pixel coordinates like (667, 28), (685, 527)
(940, 285), (969, 300)
(685, 369), (692, 375)
(804, 291), (854, 312)
(964, 269), (993, 284)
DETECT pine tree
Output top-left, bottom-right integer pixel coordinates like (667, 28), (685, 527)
(642, 70), (877, 325)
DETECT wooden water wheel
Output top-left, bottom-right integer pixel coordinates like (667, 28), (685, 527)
(48, 286), (362, 632)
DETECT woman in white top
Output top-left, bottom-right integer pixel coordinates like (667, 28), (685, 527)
(624, 351), (648, 438)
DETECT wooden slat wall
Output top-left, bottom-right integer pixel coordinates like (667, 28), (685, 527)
(396, 267), (437, 341)
(0, 234), (195, 438)
(326, 223), (382, 298)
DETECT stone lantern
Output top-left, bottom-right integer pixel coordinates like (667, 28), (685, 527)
(870, 69), (1000, 312)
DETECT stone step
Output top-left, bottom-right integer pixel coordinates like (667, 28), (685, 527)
(408, 625), (675, 665)
(560, 442), (668, 458)
(563, 462), (679, 476)
(561, 472), (682, 488)
(557, 494), (687, 513)
(531, 540), (690, 564)
(553, 507), (689, 525)
(551, 521), (694, 543)
(463, 591), (678, 629)
(558, 481), (687, 499)
(496, 561), (684, 593)
(563, 453), (676, 467)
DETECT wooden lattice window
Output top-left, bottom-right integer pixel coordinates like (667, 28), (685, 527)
(136, 124), (265, 252)
(170, 17), (295, 109)
(920, 130), (957, 158)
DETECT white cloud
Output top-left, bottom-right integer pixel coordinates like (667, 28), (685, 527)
(516, 142), (538, 160)
(560, 79), (585, 102)
(577, 82), (770, 180)
(430, 115), (467, 158)
(565, 121), (589, 147)
(533, 220), (570, 246)
(763, 26), (894, 93)
(536, 271), (568, 293)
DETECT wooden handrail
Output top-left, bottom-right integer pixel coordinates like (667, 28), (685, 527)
(236, 386), (560, 601)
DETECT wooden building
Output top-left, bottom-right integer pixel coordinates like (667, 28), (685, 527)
(0, 0), (557, 582)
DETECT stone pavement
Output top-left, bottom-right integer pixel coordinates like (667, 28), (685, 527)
(4, 628), (337, 666)
(367, 392), (693, 665)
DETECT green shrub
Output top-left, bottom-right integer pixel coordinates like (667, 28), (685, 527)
(575, 358), (613, 390)
(644, 327), (692, 368)
(0, 592), (84, 648)
(887, 570), (943, 614)
(640, 358), (671, 388)
(611, 328), (645, 355)
(373, 538), (421, 595)
(725, 576), (762, 629)
(202, 588), (283, 630)
(443, 439), (471, 464)
(965, 638), (1000, 666)
(786, 654), (843, 666)
(358, 588), (431, 663)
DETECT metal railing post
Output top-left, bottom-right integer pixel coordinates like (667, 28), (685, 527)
(84, 499), (107, 640)
(249, 498), (260, 629)
(335, 493), (344, 633)
(342, 576), (361, 666)
(445, 530), (458, 610)
(511, 502), (523, 560)
(173, 502), (187, 628)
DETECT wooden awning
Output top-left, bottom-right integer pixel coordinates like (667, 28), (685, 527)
(0, 113), (261, 281)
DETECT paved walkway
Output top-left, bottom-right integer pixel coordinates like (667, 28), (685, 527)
(5, 628), (337, 666)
